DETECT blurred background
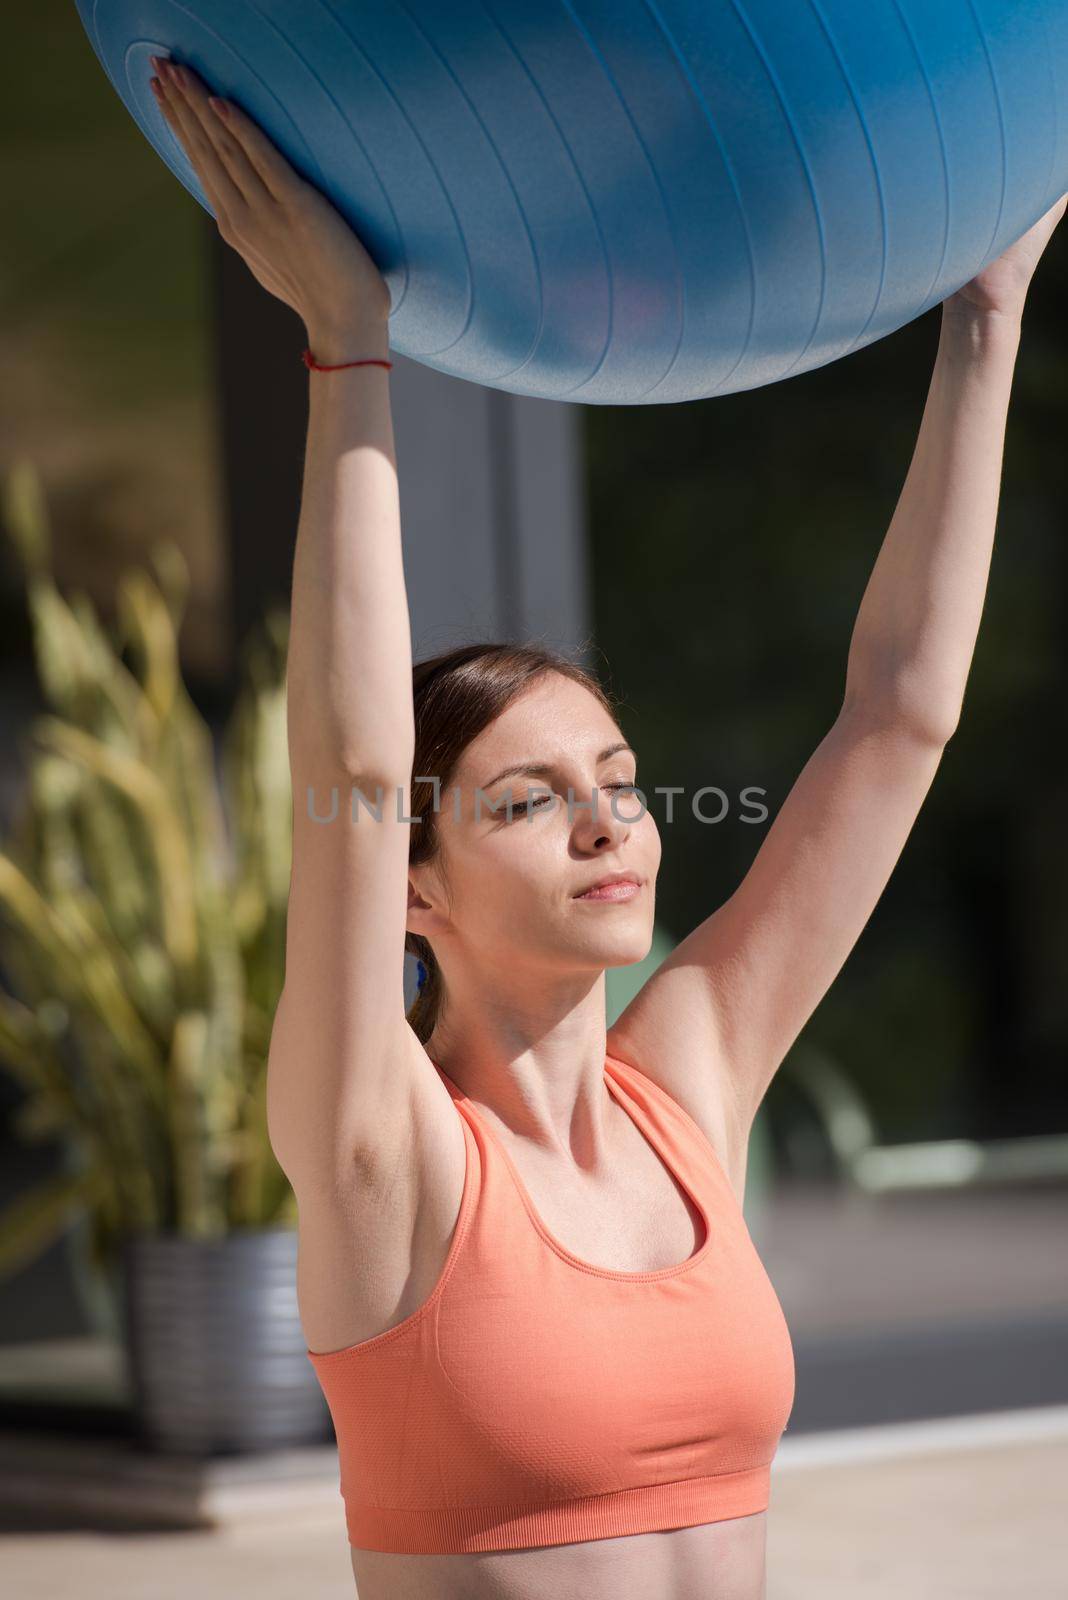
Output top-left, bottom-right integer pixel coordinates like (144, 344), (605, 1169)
(1, 4), (1066, 1596)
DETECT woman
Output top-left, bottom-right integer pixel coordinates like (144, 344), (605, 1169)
(150, 56), (1063, 1600)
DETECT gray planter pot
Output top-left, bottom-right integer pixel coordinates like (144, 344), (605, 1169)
(119, 1226), (330, 1454)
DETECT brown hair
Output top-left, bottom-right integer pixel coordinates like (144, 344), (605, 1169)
(404, 641), (620, 1044)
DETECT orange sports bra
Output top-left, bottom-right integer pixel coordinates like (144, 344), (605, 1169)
(306, 1052), (796, 1554)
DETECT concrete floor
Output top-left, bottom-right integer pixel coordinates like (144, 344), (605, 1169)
(3, 1410), (1065, 1599)
(767, 1410), (1068, 1599)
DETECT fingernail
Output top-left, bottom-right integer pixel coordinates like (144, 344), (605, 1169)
(208, 96), (229, 119)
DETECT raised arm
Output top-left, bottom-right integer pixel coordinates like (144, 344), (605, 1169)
(271, 313), (418, 1185)
(150, 60), (420, 1188)
(613, 196), (1067, 1145)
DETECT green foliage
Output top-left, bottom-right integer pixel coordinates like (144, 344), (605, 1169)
(0, 461), (293, 1280)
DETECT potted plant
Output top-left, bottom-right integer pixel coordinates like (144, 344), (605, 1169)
(0, 460), (327, 1453)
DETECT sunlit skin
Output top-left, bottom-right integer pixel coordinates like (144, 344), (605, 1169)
(407, 671), (662, 1158)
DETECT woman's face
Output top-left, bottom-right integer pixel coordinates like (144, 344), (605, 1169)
(409, 673), (661, 984)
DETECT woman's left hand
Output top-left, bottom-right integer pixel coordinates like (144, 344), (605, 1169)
(942, 192), (1067, 323)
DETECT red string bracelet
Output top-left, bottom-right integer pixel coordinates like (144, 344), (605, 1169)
(301, 347), (393, 372)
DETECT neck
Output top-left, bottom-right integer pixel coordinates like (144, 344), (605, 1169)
(426, 987), (618, 1170)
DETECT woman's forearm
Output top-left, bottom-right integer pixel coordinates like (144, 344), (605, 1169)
(843, 305), (1023, 741)
(143, 62), (411, 779)
(286, 315), (416, 781)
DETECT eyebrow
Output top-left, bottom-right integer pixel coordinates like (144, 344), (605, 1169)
(482, 741), (636, 790)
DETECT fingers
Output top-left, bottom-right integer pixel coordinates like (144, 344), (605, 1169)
(151, 58), (302, 211)
(168, 60), (277, 207)
(204, 93), (307, 207)
(151, 58), (245, 226)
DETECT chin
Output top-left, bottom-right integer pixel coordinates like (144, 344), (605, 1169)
(593, 927), (656, 969)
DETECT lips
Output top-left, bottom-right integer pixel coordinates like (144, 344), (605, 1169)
(574, 874), (643, 901)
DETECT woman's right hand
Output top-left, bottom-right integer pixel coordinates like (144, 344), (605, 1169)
(150, 56), (392, 354)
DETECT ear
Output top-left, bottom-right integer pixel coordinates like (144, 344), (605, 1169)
(407, 866), (449, 938)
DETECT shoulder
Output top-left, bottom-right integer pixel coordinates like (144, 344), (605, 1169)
(606, 960), (751, 1204)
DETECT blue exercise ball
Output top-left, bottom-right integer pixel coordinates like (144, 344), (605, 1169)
(76, 2), (1068, 405)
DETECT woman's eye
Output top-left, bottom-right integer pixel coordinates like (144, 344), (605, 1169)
(502, 792), (555, 816)
(503, 783), (637, 819)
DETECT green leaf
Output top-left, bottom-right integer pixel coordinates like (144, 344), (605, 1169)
(0, 1167), (106, 1279)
